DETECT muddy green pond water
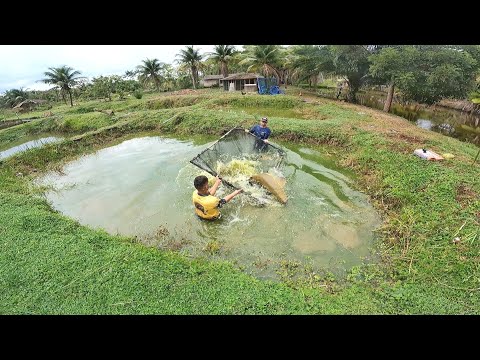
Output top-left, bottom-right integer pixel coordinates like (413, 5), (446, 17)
(39, 135), (381, 279)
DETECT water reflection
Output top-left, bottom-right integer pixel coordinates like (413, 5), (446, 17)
(317, 87), (480, 143)
(416, 119), (433, 130)
(0, 136), (63, 160)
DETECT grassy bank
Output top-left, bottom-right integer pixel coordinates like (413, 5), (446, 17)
(1, 89), (479, 314)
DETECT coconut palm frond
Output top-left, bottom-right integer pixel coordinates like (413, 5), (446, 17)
(38, 65), (83, 106)
(176, 46), (204, 89)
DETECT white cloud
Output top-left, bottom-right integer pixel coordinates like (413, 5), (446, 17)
(0, 45), (220, 93)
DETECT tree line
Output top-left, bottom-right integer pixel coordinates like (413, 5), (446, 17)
(1, 45), (479, 112)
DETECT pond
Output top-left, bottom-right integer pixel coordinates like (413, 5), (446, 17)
(317, 87), (480, 144)
(0, 135), (64, 160)
(38, 135), (381, 280)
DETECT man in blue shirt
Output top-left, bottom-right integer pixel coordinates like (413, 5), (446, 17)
(249, 117), (271, 152)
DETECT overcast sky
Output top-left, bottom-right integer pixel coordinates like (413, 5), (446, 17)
(0, 45), (219, 94)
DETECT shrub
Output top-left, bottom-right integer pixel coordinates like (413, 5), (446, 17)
(133, 90), (143, 99)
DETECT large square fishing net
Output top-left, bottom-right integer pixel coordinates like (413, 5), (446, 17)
(190, 127), (287, 203)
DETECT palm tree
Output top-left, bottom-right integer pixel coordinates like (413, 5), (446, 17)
(176, 46), (203, 89)
(200, 57), (218, 76)
(160, 64), (177, 91)
(136, 58), (165, 92)
(0, 88), (28, 108)
(208, 45), (237, 78)
(287, 45), (333, 88)
(124, 70), (137, 80)
(239, 45), (282, 82)
(39, 66), (84, 106)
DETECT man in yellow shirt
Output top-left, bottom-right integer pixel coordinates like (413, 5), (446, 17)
(192, 175), (243, 220)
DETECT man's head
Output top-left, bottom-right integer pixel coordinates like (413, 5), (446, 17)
(260, 117), (268, 127)
(194, 175), (209, 191)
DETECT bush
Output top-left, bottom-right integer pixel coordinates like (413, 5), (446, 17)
(133, 90), (143, 99)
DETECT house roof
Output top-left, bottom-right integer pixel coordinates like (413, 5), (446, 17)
(13, 99), (47, 108)
(203, 75), (224, 80)
(222, 73), (264, 81)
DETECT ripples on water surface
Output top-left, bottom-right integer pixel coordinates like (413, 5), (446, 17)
(39, 136), (381, 279)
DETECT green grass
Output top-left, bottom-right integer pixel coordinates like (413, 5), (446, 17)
(1, 88), (479, 314)
(0, 174), (387, 314)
